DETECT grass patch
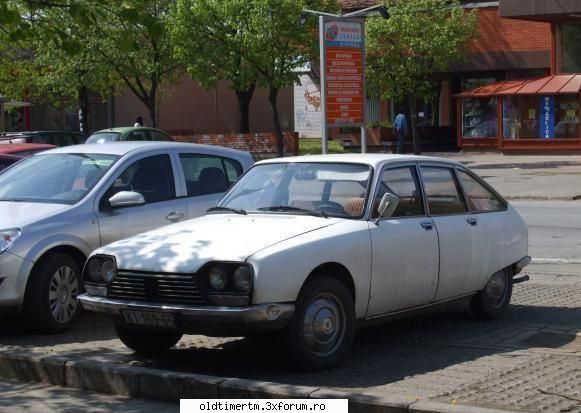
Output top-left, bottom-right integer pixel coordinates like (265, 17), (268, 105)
(299, 139), (344, 155)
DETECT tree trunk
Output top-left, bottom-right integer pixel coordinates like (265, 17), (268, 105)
(268, 86), (284, 157)
(146, 98), (157, 128)
(78, 86), (89, 134)
(407, 94), (421, 155)
(235, 82), (256, 134)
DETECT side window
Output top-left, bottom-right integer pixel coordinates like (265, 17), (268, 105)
(223, 158), (243, 184)
(179, 154), (235, 196)
(421, 167), (467, 216)
(104, 155), (175, 205)
(457, 170), (504, 212)
(151, 131), (170, 141)
(374, 166), (425, 218)
(125, 130), (148, 141)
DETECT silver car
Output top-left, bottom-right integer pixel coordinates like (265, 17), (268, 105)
(0, 142), (253, 332)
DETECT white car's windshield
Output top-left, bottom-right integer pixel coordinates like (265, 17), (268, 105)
(0, 153), (119, 204)
(218, 162), (372, 218)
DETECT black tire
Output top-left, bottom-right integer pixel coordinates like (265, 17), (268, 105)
(471, 268), (513, 320)
(24, 253), (82, 333)
(283, 275), (355, 371)
(114, 322), (182, 355)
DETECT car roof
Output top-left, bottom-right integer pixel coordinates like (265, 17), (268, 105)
(91, 127), (166, 134)
(256, 153), (463, 169)
(39, 141), (252, 158)
(0, 143), (56, 154)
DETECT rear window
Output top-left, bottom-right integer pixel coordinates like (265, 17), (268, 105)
(85, 132), (120, 144)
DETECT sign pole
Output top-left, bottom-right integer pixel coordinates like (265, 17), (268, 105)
(360, 19), (367, 154)
(319, 15), (328, 154)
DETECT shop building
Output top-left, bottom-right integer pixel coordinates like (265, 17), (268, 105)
(320, 0), (554, 151)
(456, 0), (581, 152)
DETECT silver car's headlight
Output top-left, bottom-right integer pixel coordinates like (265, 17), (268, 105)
(0, 229), (21, 254)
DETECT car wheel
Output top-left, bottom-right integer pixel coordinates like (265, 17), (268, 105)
(114, 323), (182, 355)
(284, 276), (355, 371)
(471, 268), (513, 320)
(25, 253), (82, 333)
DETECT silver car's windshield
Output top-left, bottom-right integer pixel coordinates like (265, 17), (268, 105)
(0, 153), (119, 204)
(218, 162), (372, 219)
(85, 132), (120, 144)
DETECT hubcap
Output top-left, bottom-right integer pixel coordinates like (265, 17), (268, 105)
(302, 293), (345, 357)
(48, 266), (79, 324)
(485, 271), (508, 306)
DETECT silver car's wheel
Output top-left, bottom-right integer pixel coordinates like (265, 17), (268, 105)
(302, 293), (346, 357)
(48, 265), (79, 324)
(24, 253), (82, 333)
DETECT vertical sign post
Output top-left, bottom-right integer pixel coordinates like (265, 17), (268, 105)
(320, 17), (366, 153)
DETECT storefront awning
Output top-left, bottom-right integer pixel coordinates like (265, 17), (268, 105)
(454, 74), (581, 97)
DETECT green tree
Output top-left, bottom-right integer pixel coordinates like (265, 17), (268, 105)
(1, 1), (183, 128)
(74, 0), (183, 127)
(170, 0), (259, 134)
(242, 0), (338, 156)
(366, 0), (476, 154)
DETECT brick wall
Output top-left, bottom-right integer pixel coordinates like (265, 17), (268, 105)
(468, 7), (551, 54)
(170, 132), (299, 155)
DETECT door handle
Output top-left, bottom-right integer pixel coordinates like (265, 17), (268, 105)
(166, 212), (184, 222)
(420, 221), (433, 230)
(467, 217), (478, 226)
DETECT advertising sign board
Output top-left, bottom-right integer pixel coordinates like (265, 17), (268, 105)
(322, 19), (365, 127)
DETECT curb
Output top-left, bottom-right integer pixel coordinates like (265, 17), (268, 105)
(0, 349), (521, 413)
(505, 195), (581, 201)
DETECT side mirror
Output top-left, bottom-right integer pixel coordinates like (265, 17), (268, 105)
(375, 192), (400, 225)
(108, 191), (145, 209)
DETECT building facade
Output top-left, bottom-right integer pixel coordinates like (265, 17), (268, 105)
(456, 0), (581, 152)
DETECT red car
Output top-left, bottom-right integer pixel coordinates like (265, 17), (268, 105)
(0, 143), (56, 172)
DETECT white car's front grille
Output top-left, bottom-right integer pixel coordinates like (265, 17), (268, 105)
(108, 271), (207, 306)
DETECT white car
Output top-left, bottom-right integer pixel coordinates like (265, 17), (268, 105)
(0, 142), (253, 332)
(79, 154), (530, 370)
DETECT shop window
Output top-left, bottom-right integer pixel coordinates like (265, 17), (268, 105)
(557, 23), (581, 74)
(503, 96), (539, 139)
(462, 97), (497, 138)
(503, 94), (579, 140)
(555, 95), (580, 139)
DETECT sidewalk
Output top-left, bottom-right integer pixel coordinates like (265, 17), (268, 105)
(0, 266), (579, 413)
(430, 153), (581, 200)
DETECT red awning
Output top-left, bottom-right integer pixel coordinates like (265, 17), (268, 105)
(454, 75), (581, 97)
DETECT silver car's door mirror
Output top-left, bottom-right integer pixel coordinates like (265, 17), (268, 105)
(375, 192), (400, 225)
(108, 191), (145, 209)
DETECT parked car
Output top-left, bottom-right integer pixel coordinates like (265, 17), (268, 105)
(0, 142), (253, 333)
(0, 143), (56, 171)
(0, 131), (86, 146)
(85, 127), (172, 144)
(78, 154), (530, 370)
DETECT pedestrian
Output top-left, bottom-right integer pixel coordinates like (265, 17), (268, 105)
(393, 108), (409, 154)
(134, 115), (144, 127)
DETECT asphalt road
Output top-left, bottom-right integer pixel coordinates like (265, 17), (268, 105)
(512, 200), (581, 262)
(0, 379), (177, 413)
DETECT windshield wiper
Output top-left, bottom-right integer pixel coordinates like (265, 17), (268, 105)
(207, 206), (247, 215)
(258, 205), (328, 218)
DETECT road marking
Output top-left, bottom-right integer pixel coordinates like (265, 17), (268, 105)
(532, 258), (581, 264)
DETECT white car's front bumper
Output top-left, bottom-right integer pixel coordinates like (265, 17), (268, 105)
(78, 294), (295, 336)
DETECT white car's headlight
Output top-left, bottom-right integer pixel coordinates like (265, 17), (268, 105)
(0, 229), (21, 254)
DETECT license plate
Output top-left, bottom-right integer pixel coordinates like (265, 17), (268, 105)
(121, 310), (176, 329)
